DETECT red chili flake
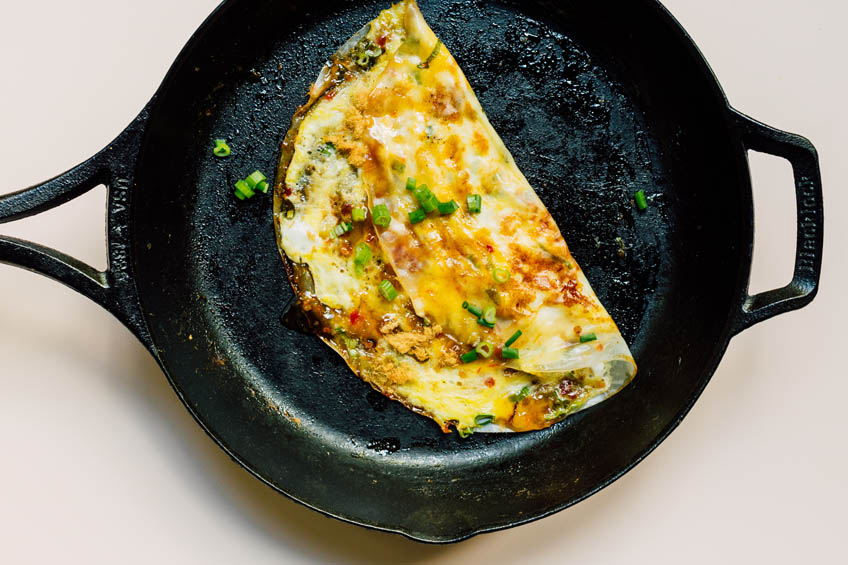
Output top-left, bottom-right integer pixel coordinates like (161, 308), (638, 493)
(325, 89), (337, 100)
(365, 232), (376, 243)
(484, 377), (495, 388)
(486, 244), (494, 253)
(284, 185), (293, 197)
(376, 35), (388, 48)
(350, 310), (361, 325)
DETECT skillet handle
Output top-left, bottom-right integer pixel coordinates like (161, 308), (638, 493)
(729, 109), (824, 335)
(0, 111), (152, 344)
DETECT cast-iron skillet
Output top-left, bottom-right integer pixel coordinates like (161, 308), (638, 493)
(0, 0), (823, 543)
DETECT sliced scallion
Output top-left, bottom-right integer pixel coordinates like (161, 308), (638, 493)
(372, 204), (391, 228)
(461, 350), (478, 364)
(467, 194), (482, 214)
(502, 347), (520, 360)
(475, 341), (495, 359)
(509, 385), (531, 403)
(353, 242), (372, 266)
(352, 207), (367, 222)
(213, 139), (231, 157)
(492, 268), (511, 283)
(579, 333), (597, 343)
(379, 280), (399, 301)
(464, 303), (483, 318)
(635, 190), (648, 211)
(408, 208), (427, 224)
(482, 305), (497, 325)
(474, 414), (494, 426)
(330, 222), (353, 238)
(437, 200), (459, 215)
(414, 185), (439, 213)
(477, 318), (495, 329)
(245, 170), (266, 190)
(234, 179), (254, 199)
(504, 330), (522, 348)
(406, 177), (417, 191)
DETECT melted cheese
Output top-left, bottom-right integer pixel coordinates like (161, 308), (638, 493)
(275, 0), (636, 435)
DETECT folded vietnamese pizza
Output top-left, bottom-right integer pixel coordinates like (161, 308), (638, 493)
(273, 0), (636, 436)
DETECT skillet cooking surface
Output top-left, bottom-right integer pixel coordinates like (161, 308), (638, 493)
(131, 0), (751, 541)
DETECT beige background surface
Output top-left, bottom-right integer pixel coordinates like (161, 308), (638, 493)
(0, 1), (844, 563)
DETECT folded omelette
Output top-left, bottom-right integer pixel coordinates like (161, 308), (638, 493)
(273, 0), (636, 436)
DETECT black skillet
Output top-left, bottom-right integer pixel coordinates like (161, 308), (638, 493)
(0, 0), (823, 543)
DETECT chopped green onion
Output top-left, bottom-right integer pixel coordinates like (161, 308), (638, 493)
(379, 280), (399, 301)
(255, 180), (270, 194)
(474, 414), (494, 426)
(464, 303), (483, 318)
(634, 190), (648, 211)
(475, 341), (495, 358)
(579, 333), (597, 343)
(482, 305), (497, 325)
(461, 350), (478, 364)
(509, 385), (531, 403)
(414, 185), (439, 213)
(353, 242), (372, 266)
(234, 179), (254, 199)
(406, 177), (417, 191)
(408, 208), (427, 224)
(458, 428), (474, 438)
(234, 190), (246, 201)
(502, 347), (520, 359)
(492, 268), (511, 283)
(245, 170), (266, 190)
(504, 330), (523, 347)
(477, 318), (495, 329)
(352, 207), (367, 222)
(438, 200), (459, 215)
(392, 160), (406, 174)
(372, 204), (391, 228)
(418, 39), (442, 69)
(467, 194), (482, 214)
(317, 142), (335, 156)
(330, 222), (353, 238)
(213, 139), (231, 157)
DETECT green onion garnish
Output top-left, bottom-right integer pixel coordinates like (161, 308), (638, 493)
(256, 181), (270, 194)
(352, 207), (367, 222)
(509, 385), (531, 403)
(234, 179), (254, 199)
(504, 330), (522, 347)
(478, 319), (495, 329)
(213, 139), (231, 157)
(467, 194), (482, 214)
(464, 303), (483, 318)
(458, 428), (474, 438)
(502, 347), (520, 359)
(635, 190), (648, 211)
(392, 160), (406, 174)
(438, 200), (459, 215)
(406, 177), (417, 191)
(330, 222), (353, 238)
(579, 333), (597, 343)
(372, 204), (392, 228)
(317, 142), (335, 157)
(409, 208), (427, 224)
(418, 39), (442, 69)
(474, 414), (494, 426)
(245, 170), (266, 190)
(461, 350), (478, 364)
(482, 305), (497, 325)
(414, 185), (439, 213)
(353, 242), (372, 266)
(379, 280), (399, 301)
(475, 341), (495, 358)
(492, 268), (511, 283)
(234, 190), (246, 201)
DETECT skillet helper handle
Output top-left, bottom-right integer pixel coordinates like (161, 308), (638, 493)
(730, 109), (824, 335)
(0, 113), (150, 341)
